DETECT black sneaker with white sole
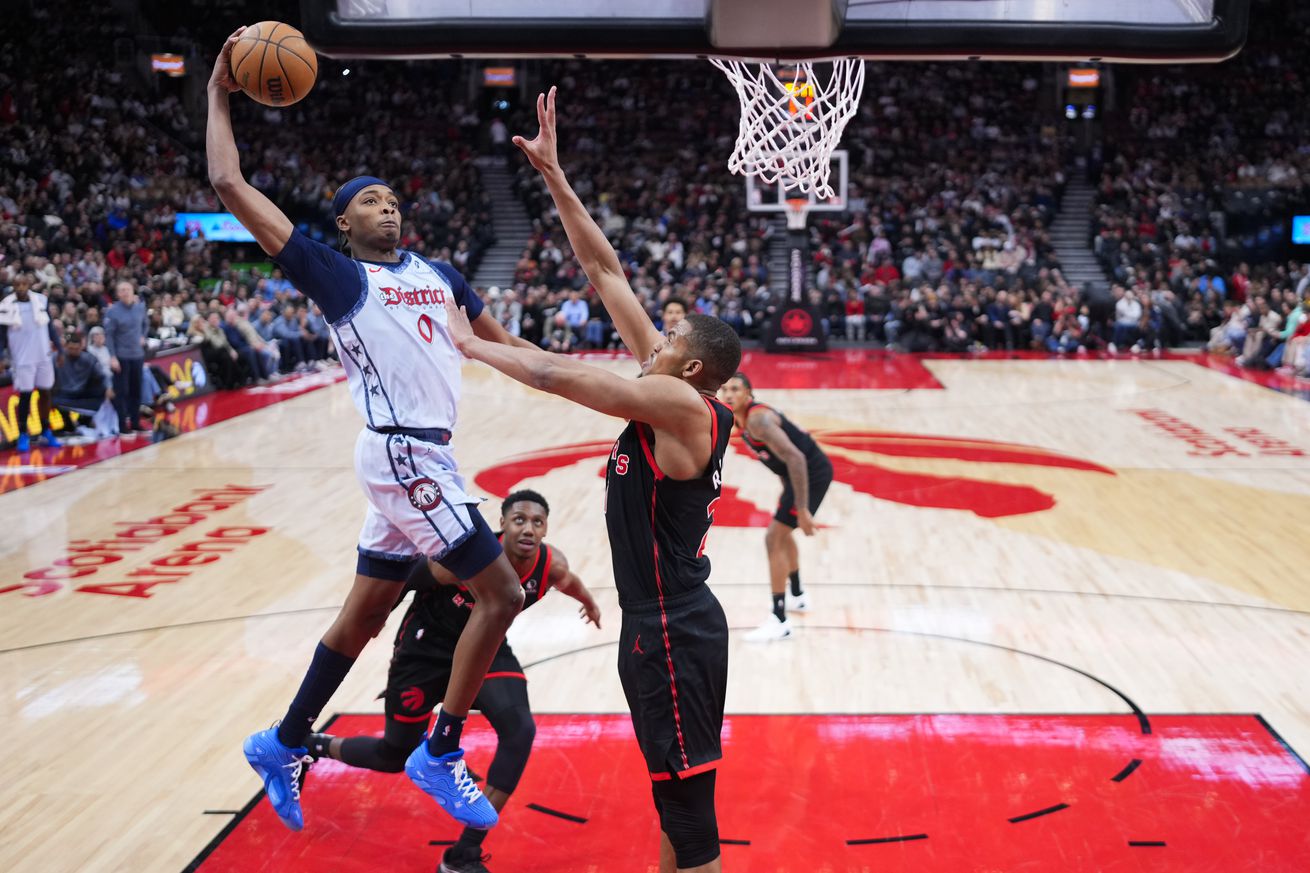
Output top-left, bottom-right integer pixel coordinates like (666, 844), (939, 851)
(440, 845), (492, 873)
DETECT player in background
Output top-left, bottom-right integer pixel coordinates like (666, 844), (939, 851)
(0, 270), (62, 451)
(307, 490), (600, 873)
(445, 86), (740, 873)
(206, 26), (536, 833)
(718, 373), (833, 641)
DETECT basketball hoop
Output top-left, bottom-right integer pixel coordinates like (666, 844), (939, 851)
(711, 58), (864, 200)
(784, 197), (810, 231)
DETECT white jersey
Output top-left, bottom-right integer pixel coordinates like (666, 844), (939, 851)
(274, 231), (488, 565)
(332, 252), (463, 430)
(0, 291), (51, 366)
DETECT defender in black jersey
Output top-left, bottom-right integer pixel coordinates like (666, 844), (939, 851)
(306, 491), (600, 873)
(606, 393), (735, 783)
(719, 373), (834, 642)
(445, 87), (742, 873)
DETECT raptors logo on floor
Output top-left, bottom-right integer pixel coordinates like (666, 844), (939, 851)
(473, 428), (1114, 524)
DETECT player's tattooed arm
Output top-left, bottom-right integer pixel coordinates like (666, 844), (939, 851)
(547, 550), (601, 628)
(514, 86), (663, 364)
(206, 27), (294, 257)
(747, 407), (816, 535)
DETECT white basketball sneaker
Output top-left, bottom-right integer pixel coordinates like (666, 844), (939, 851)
(743, 614), (793, 642)
(785, 591), (810, 613)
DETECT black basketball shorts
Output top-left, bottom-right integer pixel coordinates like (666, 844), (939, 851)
(775, 459), (834, 528)
(617, 584), (728, 781)
(386, 612), (528, 726)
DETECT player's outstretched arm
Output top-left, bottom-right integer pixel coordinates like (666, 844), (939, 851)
(545, 550), (601, 628)
(514, 86), (662, 363)
(206, 27), (294, 258)
(446, 297), (703, 434)
(747, 407), (817, 536)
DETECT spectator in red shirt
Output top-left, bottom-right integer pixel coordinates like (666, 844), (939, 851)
(844, 291), (866, 342)
(1231, 263), (1250, 303)
(106, 242), (128, 271)
(872, 256), (901, 285)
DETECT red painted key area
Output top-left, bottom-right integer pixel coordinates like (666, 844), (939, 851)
(193, 712), (1310, 872)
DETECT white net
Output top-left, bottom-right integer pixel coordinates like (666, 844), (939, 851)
(710, 58), (865, 201)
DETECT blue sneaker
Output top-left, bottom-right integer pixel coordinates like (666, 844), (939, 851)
(405, 741), (499, 829)
(42, 429), (62, 448)
(244, 726), (313, 831)
(16, 432), (29, 453)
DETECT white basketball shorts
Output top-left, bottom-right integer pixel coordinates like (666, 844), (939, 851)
(353, 428), (481, 564)
(13, 358), (55, 392)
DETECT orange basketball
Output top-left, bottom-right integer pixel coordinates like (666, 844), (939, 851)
(231, 21), (317, 107)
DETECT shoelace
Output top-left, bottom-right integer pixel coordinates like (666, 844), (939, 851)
(449, 758), (483, 804)
(283, 753), (314, 801)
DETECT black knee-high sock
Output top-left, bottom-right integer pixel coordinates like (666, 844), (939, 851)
(36, 391), (52, 431)
(789, 570), (803, 597)
(771, 592), (786, 622)
(277, 642), (356, 748)
(455, 825), (490, 850)
(16, 391), (32, 432)
(337, 736), (409, 773)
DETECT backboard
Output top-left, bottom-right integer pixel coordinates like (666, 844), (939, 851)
(747, 151), (848, 215)
(303, 0), (1248, 62)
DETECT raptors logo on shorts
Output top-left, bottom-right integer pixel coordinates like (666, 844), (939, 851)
(407, 477), (442, 511)
(400, 686), (425, 711)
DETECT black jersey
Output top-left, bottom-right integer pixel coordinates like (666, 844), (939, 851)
(740, 401), (831, 479)
(604, 395), (734, 609)
(407, 534), (552, 636)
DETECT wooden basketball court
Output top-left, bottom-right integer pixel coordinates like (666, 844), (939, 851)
(3, 351), (1309, 871)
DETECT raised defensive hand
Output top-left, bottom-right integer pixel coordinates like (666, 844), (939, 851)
(512, 85), (559, 174)
(442, 294), (477, 355)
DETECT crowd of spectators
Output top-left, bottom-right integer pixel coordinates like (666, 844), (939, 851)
(0, 0), (499, 446)
(802, 63), (1073, 353)
(1089, 0), (1310, 371)
(502, 62), (769, 349)
(499, 59), (1079, 353)
(489, 1), (1308, 365)
(5, 0), (1310, 453)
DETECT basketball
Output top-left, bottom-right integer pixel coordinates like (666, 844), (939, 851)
(231, 21), (317, 107)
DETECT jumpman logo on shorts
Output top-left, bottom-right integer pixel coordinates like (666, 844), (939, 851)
(632, 635), (644, 655)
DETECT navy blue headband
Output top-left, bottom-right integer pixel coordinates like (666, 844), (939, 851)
(332, 175), (391, 217)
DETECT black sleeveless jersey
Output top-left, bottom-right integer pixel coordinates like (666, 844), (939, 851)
(604, 395), (734, 609)
(740, 401), (830, 480)
(408, 535), (552, 636)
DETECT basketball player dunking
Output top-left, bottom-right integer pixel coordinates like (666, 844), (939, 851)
(307, 489), (600, 873)
(718, 374), (834, 641)
(443, 87), (741, 873)
(207, 27), (535, 832)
